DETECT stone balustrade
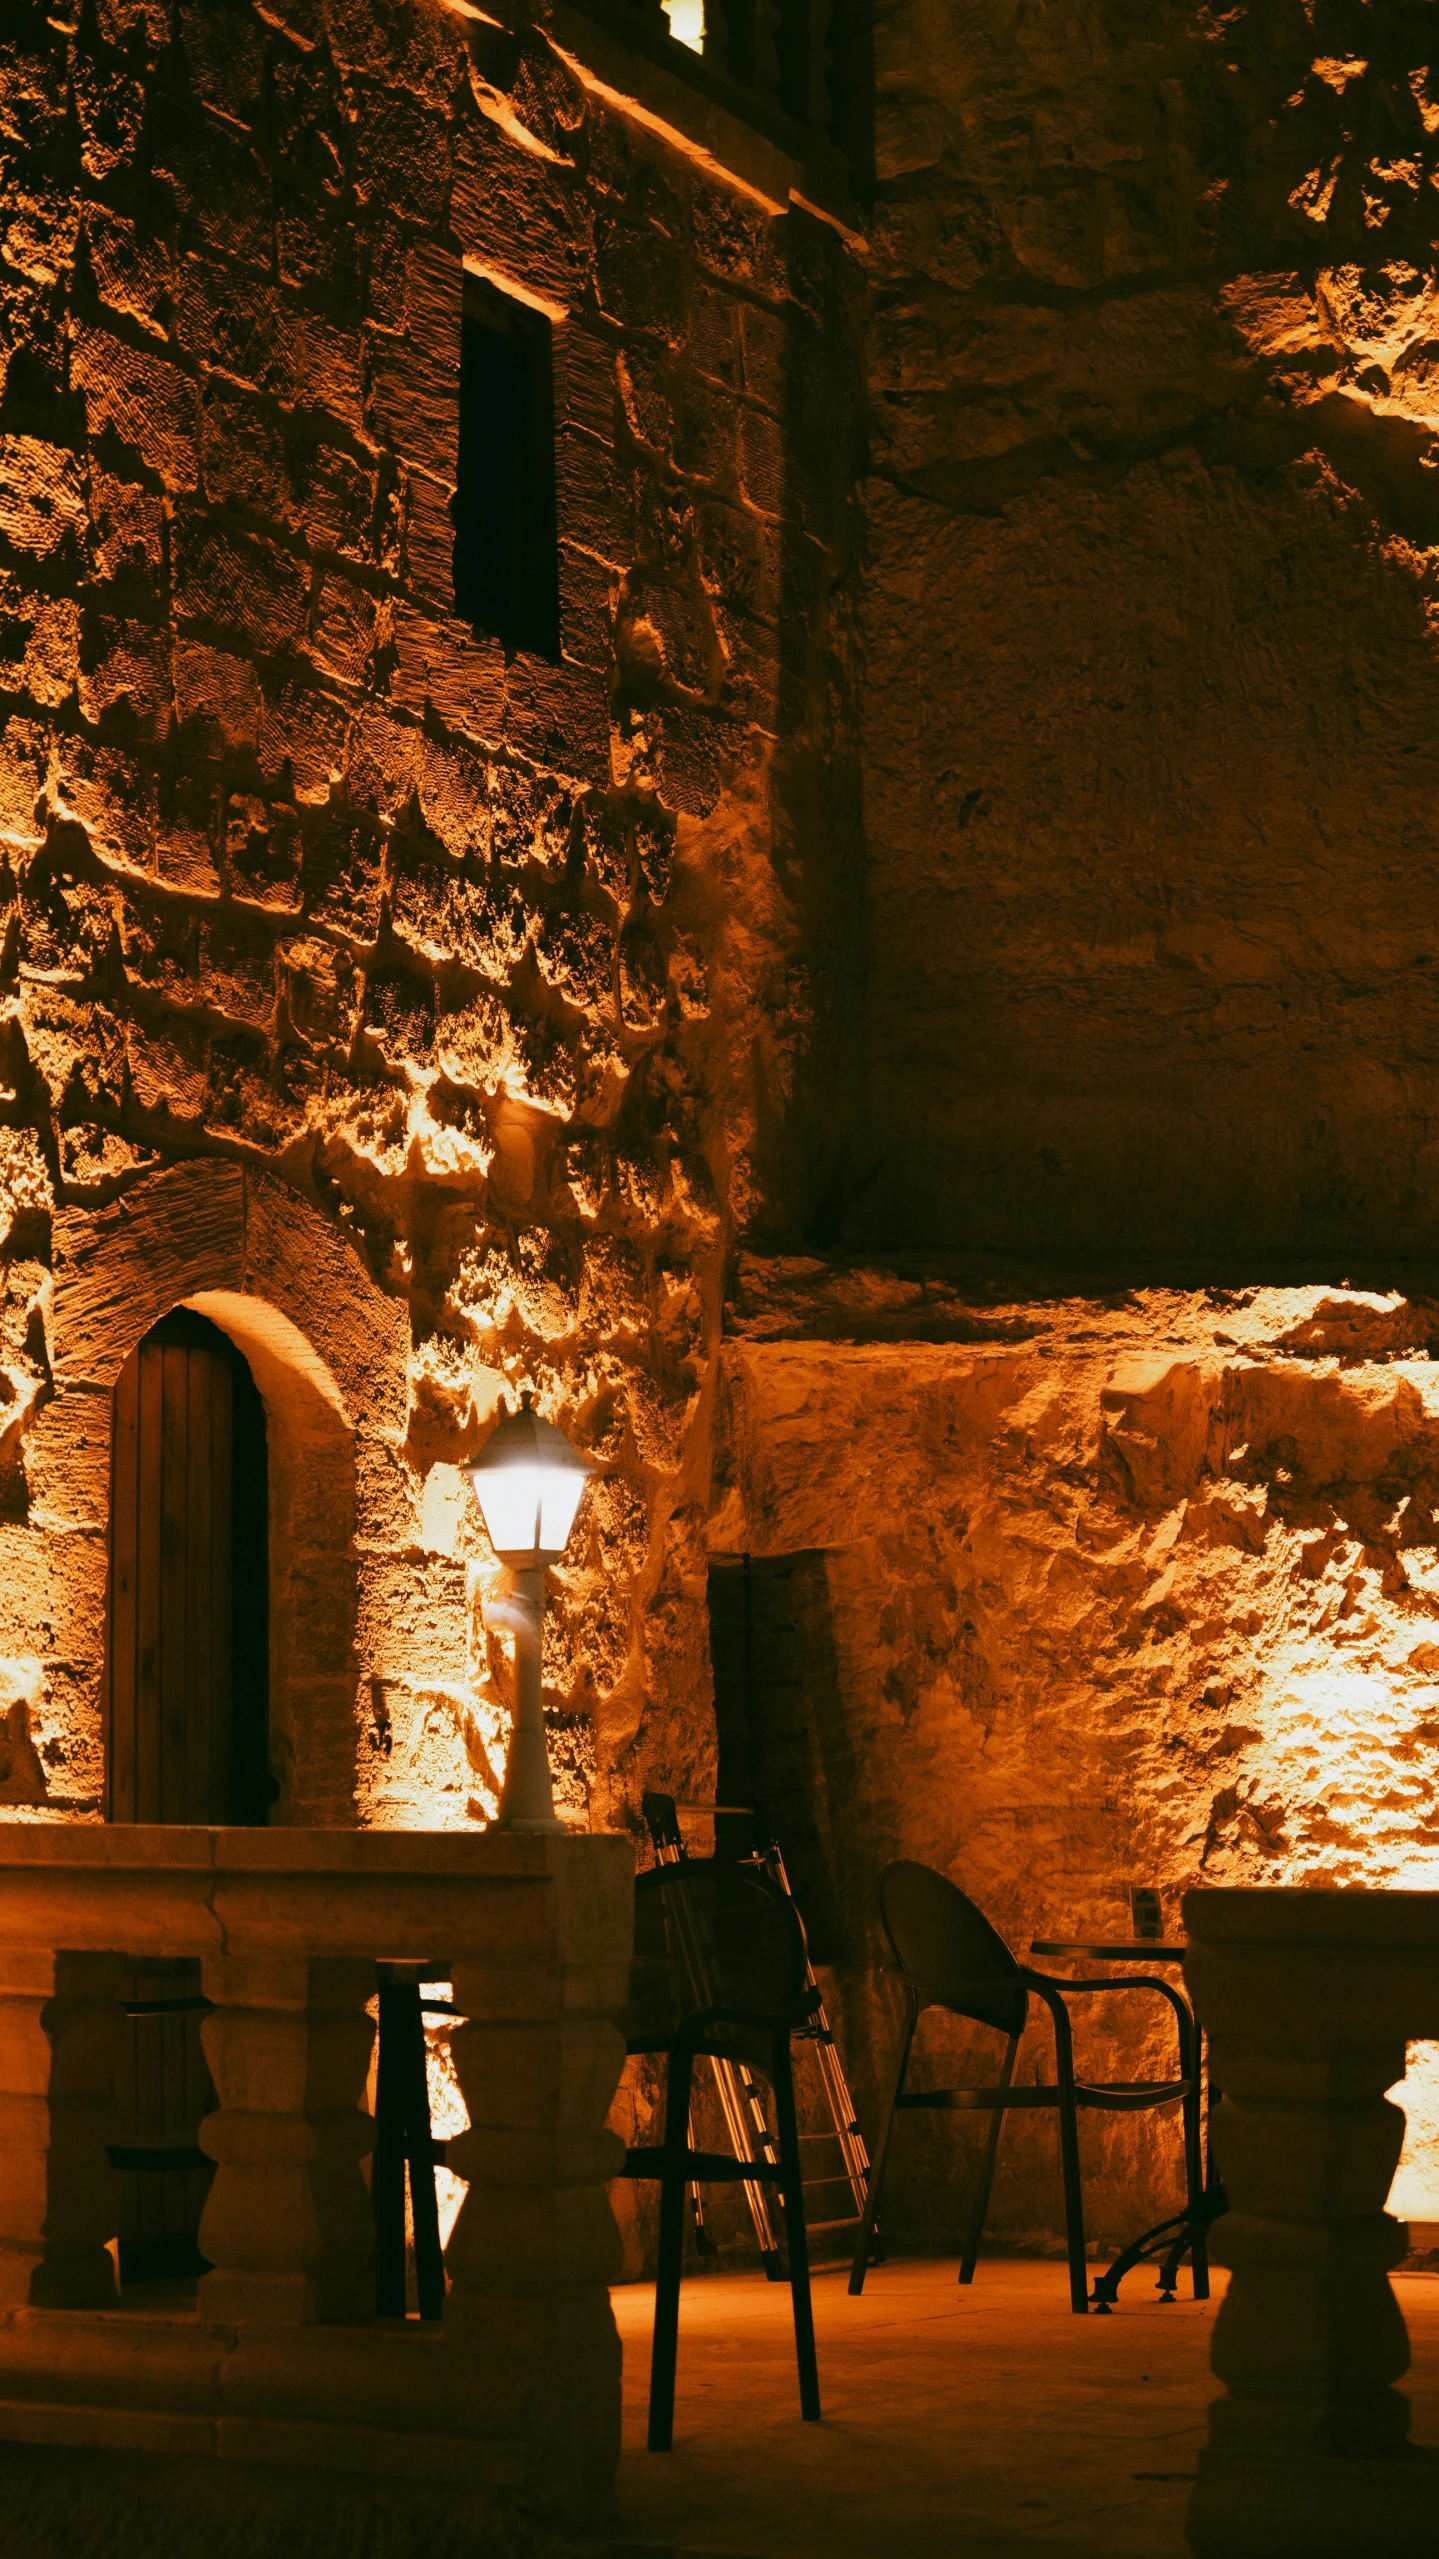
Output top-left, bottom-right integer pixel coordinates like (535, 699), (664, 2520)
(0, 1825), (632, 2550)
(1184, 1887), (1439, 2559)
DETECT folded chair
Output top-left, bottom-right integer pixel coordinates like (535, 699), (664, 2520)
(848, 1861), (1202, 2314)
(621, 1855), (821, 2447)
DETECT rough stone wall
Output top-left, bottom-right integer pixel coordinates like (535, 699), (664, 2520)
(0, 0), (864, 1834)
(715, 1265), (1439, 2246)
(852, 0), (1439, 1262)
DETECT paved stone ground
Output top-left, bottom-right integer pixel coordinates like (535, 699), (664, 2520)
(611, 2258), (1439, 2559)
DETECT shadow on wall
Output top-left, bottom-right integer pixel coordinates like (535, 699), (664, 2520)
(852, 6), (1439, 1265)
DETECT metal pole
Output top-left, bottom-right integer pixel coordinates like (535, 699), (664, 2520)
(485, 1564), (563, 1831)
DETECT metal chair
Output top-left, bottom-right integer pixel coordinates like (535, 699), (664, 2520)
(848, 1861), (1203, 2313)
(621, 1856), (822, 2448)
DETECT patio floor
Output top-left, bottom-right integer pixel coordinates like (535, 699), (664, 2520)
(610, 2258), (1439, 2559)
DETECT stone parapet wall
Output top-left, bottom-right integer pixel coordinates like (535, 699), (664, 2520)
(0, 1823), (632, 2536)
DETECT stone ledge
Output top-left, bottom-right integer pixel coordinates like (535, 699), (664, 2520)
(1184, 1886), (1439, 1948)
(0, 1825), (624, 1876)
(0, 2437), (597, 2559)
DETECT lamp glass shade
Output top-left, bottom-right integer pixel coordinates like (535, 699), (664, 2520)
(466, 1394), (593, 1564)
(470, 1460), (589, 1563)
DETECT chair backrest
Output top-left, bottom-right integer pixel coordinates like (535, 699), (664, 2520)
(877, 1860), (1026, 2036)
(630, 1858), (810, 2043)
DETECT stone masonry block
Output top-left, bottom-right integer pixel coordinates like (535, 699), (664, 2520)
(71, 327), (200, 490)
(356, 1555), (468, 1686)
(82, 203), (171, 336)
(306, 571), (379, 686)
(172, 511), (310, 653)
(0, 718), (49, 842)
(556, 323), (619, 442)
(506, 654), (610, 783)
(402, 466), (457, 611)
(0, 434), (85, 558)
(352, 84), (451, 227)
(450, 122), (592, 315)
(389, 600), (505, 742)
(260, 673), (349, 802)
(23, 1386), (111, 1532)
(0, 574), (79, 708)
(366, 328), (459, 483)
(199, 384), (293, 523)
(77, 614), (171, 738)
(174, 639), (262, 754)
(554, 426), (632, 570)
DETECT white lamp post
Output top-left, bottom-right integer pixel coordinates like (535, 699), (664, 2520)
(466, 1392), (593, 1832)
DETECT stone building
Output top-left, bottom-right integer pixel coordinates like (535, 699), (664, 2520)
(1, 0), (1438, 2297)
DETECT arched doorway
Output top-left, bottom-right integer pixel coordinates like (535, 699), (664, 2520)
(102, 1306), (271, 2282)
(104, 1308), (271, 1824)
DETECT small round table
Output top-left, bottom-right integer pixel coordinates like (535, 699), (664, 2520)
(1029, 1939), (1224, 2310)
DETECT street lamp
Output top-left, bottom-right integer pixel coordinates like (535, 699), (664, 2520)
(466, 1391), (593, 1831)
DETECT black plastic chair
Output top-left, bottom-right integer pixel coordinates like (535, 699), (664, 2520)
(848, 1861), (1203, 2314)
(621, 1857), (821, 2448)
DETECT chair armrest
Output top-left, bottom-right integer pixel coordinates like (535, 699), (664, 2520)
(1021, 1970), (1194, 2076)
(1023, 1969), (1191, 2003)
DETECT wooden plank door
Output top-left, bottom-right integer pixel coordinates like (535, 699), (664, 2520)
(107, 1309), (238, 1822)
(103, 1306), (269, 2281)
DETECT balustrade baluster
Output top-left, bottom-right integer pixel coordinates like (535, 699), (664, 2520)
(197, 1953), (375, 2325)
(1185, 1890), (1439, 2559)
(0, 1950), (123, 2309)
(442, 1845), (631, 2509)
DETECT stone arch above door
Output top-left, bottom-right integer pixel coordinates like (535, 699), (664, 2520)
(21, 1159), (430, 1827)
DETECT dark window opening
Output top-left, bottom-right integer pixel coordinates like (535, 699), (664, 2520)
(453, 275), (561, 663)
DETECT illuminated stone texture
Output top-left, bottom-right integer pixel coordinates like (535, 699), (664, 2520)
(0, 0), (862, 1841)
(7, 0), (1439, 2303)
(716, 1270), (1439, 2251)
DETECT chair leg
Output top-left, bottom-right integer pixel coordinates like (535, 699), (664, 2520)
(648, 2045), (694, 2452)
(402, 1990), (445, 2321)
(848, 1997), (916, 2297)
(959, 2028), (1020, 2285)
(772, 2028), (821, 2423)
(1045, 1992), (1089, 2313)
(373, 1979), (407, 2317)
(1184, 2015), (1209, 2301)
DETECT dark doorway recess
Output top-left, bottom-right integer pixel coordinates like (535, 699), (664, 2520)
(706, 1552), (841, 1961)
(104, 1306), (270, 1826)
(453, 272), (560, 661)
(103, 1306), (271, 2286)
